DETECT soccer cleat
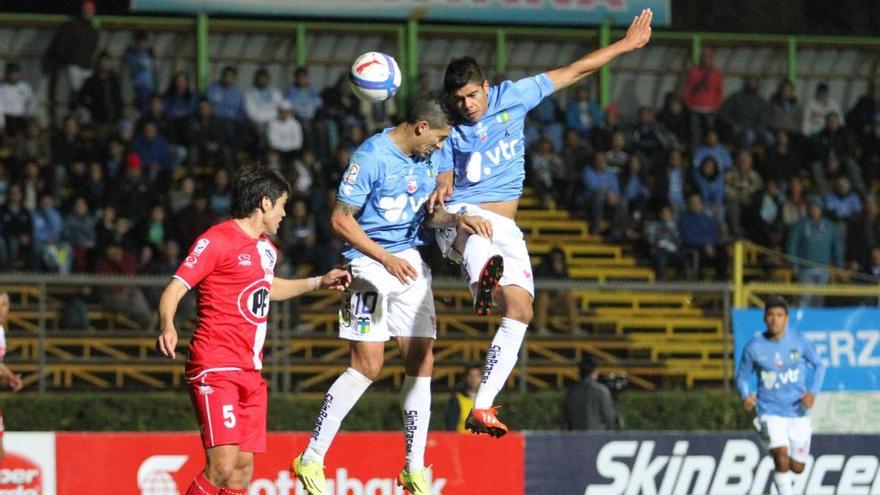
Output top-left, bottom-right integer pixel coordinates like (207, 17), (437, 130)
(397, 466), (432, 495)
(474, 255), (504, 316)
(291, 453), (328, 495)
(465, 407), (509, 437)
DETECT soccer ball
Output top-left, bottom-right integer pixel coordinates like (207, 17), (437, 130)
(349, 51), (402, 103)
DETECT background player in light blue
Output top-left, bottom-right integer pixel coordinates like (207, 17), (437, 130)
(736, 296), (826, 495)
(427, 9), (654, 437)
(292, 93), (491, 495)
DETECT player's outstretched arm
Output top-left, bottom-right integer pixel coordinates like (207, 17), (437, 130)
(156, 277), (189, 359)
(546, 8), (652, 92)
(428, 171), (454, 213)
(269, 269), (352, 301)
(330, 201), (418, 284)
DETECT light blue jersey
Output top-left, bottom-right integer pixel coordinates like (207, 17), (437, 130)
(337, 128), (438, 260)
(436, 73), (555, 204)
(736, 329), (826, 417)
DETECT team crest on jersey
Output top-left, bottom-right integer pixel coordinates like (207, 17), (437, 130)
(238, 279), (272, 325)
(343, 163), (361, 184)
(790, 348), (800, 362)
(193, 238), (210, 255)
(475, 122), (489, 142)
(496, 111), (510, 124)
(405, 174), (418, 194)
(238, 254), (252, 266)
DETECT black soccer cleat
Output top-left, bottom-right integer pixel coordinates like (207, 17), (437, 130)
(474, 255), (504, 316)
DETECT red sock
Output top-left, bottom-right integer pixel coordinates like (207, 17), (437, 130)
(186, 472), (221, 495)
(219, 488), (247, 495)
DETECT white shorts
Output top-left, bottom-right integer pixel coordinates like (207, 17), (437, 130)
(438, 203), (535, 298)
(760, 415), (812, 463)
(339, 248), (437, 342)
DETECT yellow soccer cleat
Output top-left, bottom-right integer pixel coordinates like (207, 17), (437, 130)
(291, 453), (328, 495)
(397, 466), (432, 495)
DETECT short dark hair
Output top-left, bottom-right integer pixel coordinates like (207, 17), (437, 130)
(230, 165), (292, 219)
(764, 296), (789, 315)
(444, 56), (485, 94)
(579, 354), (598, 378)
(407, 91), (452, 129)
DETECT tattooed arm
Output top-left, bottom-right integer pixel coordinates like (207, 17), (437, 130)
(426, 209), (493, 238)
(330, 201), (417, 283)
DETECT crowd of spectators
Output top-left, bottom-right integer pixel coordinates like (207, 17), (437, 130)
(3, 5), (880, 301)
(525, 48), (880, 285)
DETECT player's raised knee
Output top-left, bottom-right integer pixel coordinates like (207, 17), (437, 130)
(790, 461), (806, 474)
(504, 297), (533, 324)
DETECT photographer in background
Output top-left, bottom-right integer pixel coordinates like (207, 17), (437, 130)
(564, 355), (618, 430)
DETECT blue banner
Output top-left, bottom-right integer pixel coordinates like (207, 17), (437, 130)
(525, 432), (880, 495)
(733, 308), (880, 392)
(131, 0), (671, 27)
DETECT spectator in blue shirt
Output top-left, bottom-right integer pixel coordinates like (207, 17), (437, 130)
(787, 195), (843, 306)
(693, 156), (725, 224)
(164, 71), (197, 144)
(566, 85), (604, 141)
(123, 30), (158, 111)
(285, 67), (322, 150)
(206, 66), (245, 121)
(581, 153), (627, 240)
(32, 193), (67, 272)
(823, 177), (862, 223)
(692, 128), (733, 171)
(132, 121), (173, 186)
(679, 193), (727, 279)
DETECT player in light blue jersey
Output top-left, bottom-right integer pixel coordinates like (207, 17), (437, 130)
(427, 9), (654, 437)
(292, 93), (490, 495)
(735, 296), (826, 495)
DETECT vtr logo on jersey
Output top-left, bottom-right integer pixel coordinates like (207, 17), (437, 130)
(0, 453), (42, 495)
(761, 368), (800, 389)
(137, 455), (188, 495)
(238, 280), (272, 324)
(464, 138), (521, 182)
(378, 194), (428, 222)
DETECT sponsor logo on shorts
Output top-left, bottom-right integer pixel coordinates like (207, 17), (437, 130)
(356, 317), (371, 335)
(311, 393), (334, 441)
(482, 345), (501, 384)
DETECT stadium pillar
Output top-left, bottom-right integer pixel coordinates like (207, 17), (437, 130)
(691, 35), (701, 66)
(787, 37), (797, 83)
(296, 24), (308, 68)
(37, 282), (47, 393)
(496, 29), (507, 76)
(599, 19), (611, 109)
(397, 26), (408, 119)
(196, 13), (209, 93)
(407, 18), (419, 100)
(733, 241), (745, 308)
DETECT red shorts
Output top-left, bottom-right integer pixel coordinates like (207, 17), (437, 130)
(186, 369), (267, 453)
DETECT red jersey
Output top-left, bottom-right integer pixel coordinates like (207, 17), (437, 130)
(174, 220), (278, 377)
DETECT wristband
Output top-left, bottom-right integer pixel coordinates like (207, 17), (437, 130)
(309, 276), (321, 291)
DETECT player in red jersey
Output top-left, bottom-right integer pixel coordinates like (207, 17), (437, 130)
(0, 291), (24, 464)
(156, 166), (350, 495)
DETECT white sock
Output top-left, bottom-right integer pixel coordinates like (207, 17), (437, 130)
(462, 234), (496, 286)
(774, 470), (793, 495)
(401, 375), (432, 470)
(302, 367), (372, 463)
(473, 317), (528, 409)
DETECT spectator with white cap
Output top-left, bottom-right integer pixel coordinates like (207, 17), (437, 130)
(268, 99), (303, 163)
